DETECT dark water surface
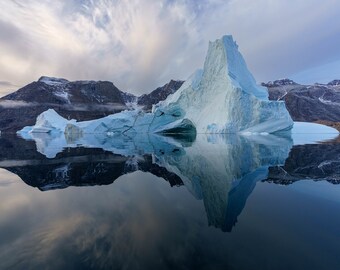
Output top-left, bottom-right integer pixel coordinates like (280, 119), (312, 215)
(0, 133), (339, 270)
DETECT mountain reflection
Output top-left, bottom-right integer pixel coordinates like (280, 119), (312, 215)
(0, 133), (339, 232)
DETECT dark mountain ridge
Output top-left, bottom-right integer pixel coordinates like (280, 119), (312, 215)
(0, 76), (183, 132)
(264, 78), (340, 130)
(137, 80), (184, 111)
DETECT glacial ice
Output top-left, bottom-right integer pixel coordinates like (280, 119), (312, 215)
(153, 35), (293, 134)
(26, 109), (72, 134)
(19, 35), (294, 135)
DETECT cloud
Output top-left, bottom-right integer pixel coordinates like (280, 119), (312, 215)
(0, 99), (127, 111)
(0, 100), (36, 108)
(0, 81), (19, 97)
(292, 59), (340, 84)
(0, 81), (15, 87)
(0, 0), (340, 96)
(63, 103), (127, 111)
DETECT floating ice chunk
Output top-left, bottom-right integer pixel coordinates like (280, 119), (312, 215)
(291, 122), (339, 145)
(31, 109), (70, 133)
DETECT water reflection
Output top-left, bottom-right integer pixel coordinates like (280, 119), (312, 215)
(268, 143), (340, 185)
(1, 133), (340, 269)
(1, 132), (339, 234)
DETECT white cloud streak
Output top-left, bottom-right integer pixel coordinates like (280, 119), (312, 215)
(0, 0), (340, 96)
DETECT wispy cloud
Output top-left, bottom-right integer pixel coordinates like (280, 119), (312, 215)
(0, 100), (127, 110)
(0, 81), (19, 97)
(0, 100), (36, 108)
(0, 81), (15, 87)
(0, 0), (340, 96)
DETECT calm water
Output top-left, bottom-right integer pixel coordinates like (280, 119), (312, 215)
(0, 133), (339, 270)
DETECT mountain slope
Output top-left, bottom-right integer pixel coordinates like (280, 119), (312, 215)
(0, 77), (127, 132)
(264, 79), (340, 127)
(0, 77), (184, 132)
(137, 80), (184, 111)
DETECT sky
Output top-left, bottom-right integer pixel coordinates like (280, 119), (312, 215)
(1, 0), (340, 97)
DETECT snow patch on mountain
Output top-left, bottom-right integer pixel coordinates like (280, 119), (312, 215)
(54, 90), (70, 103)
(38, 76), (69, 85)
(262, 79), (297, 87)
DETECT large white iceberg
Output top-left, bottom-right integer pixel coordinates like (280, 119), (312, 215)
(20, 35), (294, 135)
(152, 35), (293, 134)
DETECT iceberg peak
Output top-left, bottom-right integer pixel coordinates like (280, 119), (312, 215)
(205, 35), (268, 100)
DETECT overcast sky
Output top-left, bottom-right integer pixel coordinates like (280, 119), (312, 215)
(1, 0), (340, 96)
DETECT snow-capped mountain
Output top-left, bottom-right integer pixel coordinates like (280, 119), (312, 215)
(264, 79), (340, 127)
(262, 78), (297, 87)
(0, 77), (183, 132)
(7, 76), (126, 105)
(0, 77), (127, 132)
(328, 80), (340, 86)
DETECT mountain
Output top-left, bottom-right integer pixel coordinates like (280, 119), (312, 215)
(120, 91), (137, 104)
(137, 80), (184, 111)
(119, 80), (184, 110)
(0, 76), (127, 132)
(0, 76), (183, 132)
(5, 76), (126, 106)
(263, 79), (340, 129)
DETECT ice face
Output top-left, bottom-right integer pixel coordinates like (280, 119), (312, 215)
(22, 35), (294, 135)
(29, 109), (71, 133)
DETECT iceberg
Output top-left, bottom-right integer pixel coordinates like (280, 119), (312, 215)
(22, 109), (73, 134)
(20, 35), (294, 135)
(152, 35), (293, 134)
